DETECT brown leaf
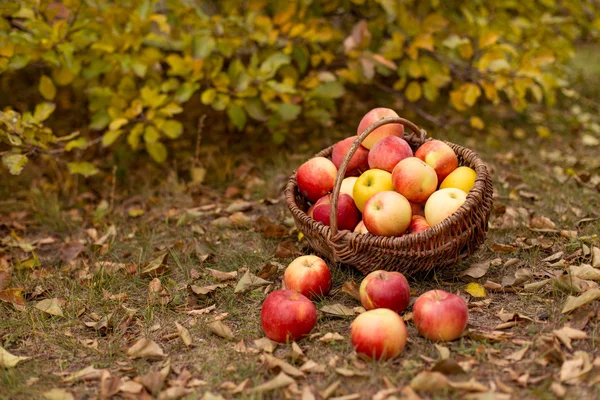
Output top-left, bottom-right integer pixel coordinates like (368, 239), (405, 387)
(262, 224), (288, 239)
(0, 287), (26, 311)
(186, 304), (216, 316)
(431, 358), (466, 376)
(62, 365), (103, 383)
(260, 354), (305, 377)
(560, 351), (593, 382)
(43, 388), (75, 400)
(490, 242), (518, 253)
(448, 378), (489, 392)
(84, 314), (112, 333)
(506, 346), (529, 361)
(274, 241), (298, 259)
(341, 280), (361, 301)
(127, 338), (166, 359)
(497, 309), (534, 323)
(291, 342), (305, 360)
(194, 239), (215, 263)
(35, 298), (64, 317)
(61, 241), (86, 263)
(320, 380), (341, 399)
(300, 360), (326, 374)
(551, 381), (566, 397)
(560, 230), (578, 239)
(250, 372), (295, 393)
(542, 251), (564, 263)
(501, 268), (533, 287)
(99, 370), (120, 400)
(234, 270), (271, 293)
(206, 268), (237, 281)
(0, 263), (11, 290)
(523, 279), (551, 291)
(410, 371), (449, 391)
(257, 262), (281, 280)
(158, 386), (193, 400)
(301, 386), (316, 400)
(569, 264), (600, 281)
(140, 252), (169, 276)
(460, 261), (491, 279)
(562, 288), (600, 313)
(530, 216), (557, 230)
(553, 326), (588, 350)
(189, 284), (227, 297)
(135, 371), (165, 396)
(319, 332), (344, 342)
(335, 367), (370, 377)
(254, 337), (278, 353)
(175, 322), (192, 347)
(320, 303), (356, 317)
(591, 247), (600, 268)
(208, 320), (234, 340)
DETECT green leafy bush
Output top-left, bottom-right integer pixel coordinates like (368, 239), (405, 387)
(1, 0), (599, 175)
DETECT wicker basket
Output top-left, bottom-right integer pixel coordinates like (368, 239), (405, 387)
(284, 116), (494, 276)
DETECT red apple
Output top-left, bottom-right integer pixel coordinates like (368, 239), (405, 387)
(412, 290), (468, 342)
(357, 108), (405, 149)
(284, 255), (332, 299)
(296, 157), (337, 202)
(391, 157), (438, 204)
(359, 270), (411, 314)
(363, 191), (412, 236)
(312, 193), (360, 231)
(350, 308), (408, 360)
(424, 188), (467, 227)
(410, 202), (425, 217)
(332, 136), (370, 176)
(415, 140), (459, 182)
(368, 136), (413, 172)
(261, 290), (317, 343)
(354, 220), (370, 234)
(409, 215), (431, 234)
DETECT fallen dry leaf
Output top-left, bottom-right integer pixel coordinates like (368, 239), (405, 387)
(319, 332), (344, 342)
(300, 360), (326, 374)
(523, 279), (551, 291)
(208, 320), (234, 340)
(561, 288), (600, 314)
(591, 247), (600, 268)
(465, 282), (487, 298)
(335, 367), (370, 377)
(175, 322), (192, 347)
(301, 385), (317, 400)
(61, 241), (86, 263)
(551, 381), (566, 397)
(140, 252), (169, 276)
(35, 298), (64, 317)
(250, 371), (295, 393)
(43, 388), (75, 400)
(99, 370), (121, 399)
(341, 280), (361, 301)
(254, 337), (278, 353)
(320, 303), (356, 317)
(0, 287), (26, 311)
(448, 378), (489, 392)
(320, 379), (341, 399)
(569, 264), (600, 281)
(435, 344), (450, 360)
(127, 338), (166, 359)
(206, 268), (237, 281)
(62, 365), (103, 383)
(261, 354), (305, 377)
(460, 261), (491, 279)
(560, 351), (593, 383)
(189, 284), (227, 297)
(502, 268), (533, 287)
(158, 386), (193, 400)
(553, 326), (588, 350)
(0, 263), (11, 290)
(410, 371), (449, 391)
(506, 346), (529, 361)
(234, 270), (271, 293)
(530, 215), (557, 230)
(274, 241), (298, 259)
(257, 262), (280, 280)
(0, 346), (30, 368)
(187, 304), (216, 316)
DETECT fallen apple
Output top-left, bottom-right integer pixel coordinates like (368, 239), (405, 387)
(412, 289), (468, 341)
(261, 289), (317, 343)
(350, 308), (408, 360)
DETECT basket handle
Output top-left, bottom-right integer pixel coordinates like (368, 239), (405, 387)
(329, 116), (427, 237)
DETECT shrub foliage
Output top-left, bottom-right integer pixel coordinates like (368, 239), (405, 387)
(1, 0), (599, 175)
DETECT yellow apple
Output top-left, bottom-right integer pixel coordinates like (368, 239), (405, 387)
(439, 166), (476, 194)
(340, 176), (358, 199)
(352, 169), (394, 212)
(424, 188), (467, 227)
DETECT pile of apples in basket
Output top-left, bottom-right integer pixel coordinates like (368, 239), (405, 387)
(261, 108), (474, 360)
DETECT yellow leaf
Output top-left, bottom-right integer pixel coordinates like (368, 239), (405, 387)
(479, 32), (499, 49)
(405, 81), (422, 102)
(480, 81), (499, 103)
(39, 75), (56, 100)
(470, 116), (485, 130)
(109, 118), (128, 131)
(450, 89), (467, 111)
(146, 141), (167, 163)
(536, 126), (551, 138)
(464, 83), (481, 107)
(406, 60), (422, 78)
(458, 42), (473, 60)
(423, 14), (448, 33)
(413, 34), (434, 51)
(273, 3), (296, 25)
(465, 282), (487, 298)
(0, 346), (30, 368)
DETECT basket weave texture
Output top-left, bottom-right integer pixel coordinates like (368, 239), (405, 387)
(284, 116), (494, 276)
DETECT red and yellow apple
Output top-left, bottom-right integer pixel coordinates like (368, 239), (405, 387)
(353, 169), (394, 212)
(261, 289), (317, 343)
(368, 136), (413, 172)
(424, 188), (467, 227)
(409, 215), (431, 234)
(350, 308), (408, 360)
(340, 176), (358, 199)
(354, 220), (370, 234)
(363, 191), (412, 236)
(284, 255), (332, 299)
(391, 157), (438, 204)
(357, 108), (405, 150)
(312, 193), (360, 231)
(412, 290), (468, 341)
(331, 136), (370, 176)
(439, 166), (477, 194)
(296, 157), (337, 202)
(415, 140), (458, 182)
(359, 270), (411, 314)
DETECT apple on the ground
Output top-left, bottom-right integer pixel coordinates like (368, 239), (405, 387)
(261, 289), (317, 343)
(332, 136), (370, 176)
(368, 136), (413, 172)
(440, 166), (477, 194)
(284, 255), (332, 299)
(350, 308), (408, 360)
(412, 289), (468, 341)
(312, 193), (360, 231)
(296, 157), (337, 202)
(357, 108), (405, 150)
(353, 169), (394, 212)
(359, 270), (411, 313)
(392, 157), (438, 204)
(340, 176), (358, 199)
(424, 188), (467, 227)
(354, 220), (370, 234)
(415, 140), (458, 182)
(409, 215), (431, 234)
(363, 191), (412, 236)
